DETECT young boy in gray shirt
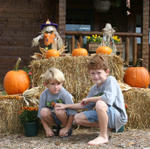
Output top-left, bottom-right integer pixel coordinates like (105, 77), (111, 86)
(56, 54), (127, 145)
(38, 67), (76, 137)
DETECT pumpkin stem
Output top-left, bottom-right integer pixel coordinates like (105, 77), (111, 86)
(15, 57), (21, 70)
(77, 41), (81, 48)
(135, 58), (143, 67)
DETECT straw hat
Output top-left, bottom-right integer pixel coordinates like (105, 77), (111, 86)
(102, 23), (115, 33)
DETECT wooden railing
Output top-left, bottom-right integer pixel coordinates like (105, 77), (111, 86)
(65, 31), (143, 65)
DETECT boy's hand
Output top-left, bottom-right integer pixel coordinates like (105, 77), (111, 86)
(81, 98), (89, 105)
(55, 103), (66, 110)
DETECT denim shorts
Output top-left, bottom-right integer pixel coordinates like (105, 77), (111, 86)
(51, 112), (62, 125)
(83, 106), (117, 129)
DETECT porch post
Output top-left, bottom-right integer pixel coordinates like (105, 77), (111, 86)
(58, 0), (66, 42)
(142, 0), (149, 70)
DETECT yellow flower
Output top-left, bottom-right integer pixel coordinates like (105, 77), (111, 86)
(86, 36), (90, 39)
(87, 34), (102, 43)
(113, 36), (120, 43)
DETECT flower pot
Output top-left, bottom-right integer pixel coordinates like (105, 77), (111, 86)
(23, 121), (38, 137)
(87, 43), (100, 53)
(112, 125), (124, 133)
(116, 43), (124, 57)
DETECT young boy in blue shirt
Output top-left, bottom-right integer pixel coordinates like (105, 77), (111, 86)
(55, 54), (127, 145)
(38, 67), (76, 137)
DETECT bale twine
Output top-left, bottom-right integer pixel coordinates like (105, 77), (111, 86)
(30, 55), (124, 102)
(123, 87), (150, 129)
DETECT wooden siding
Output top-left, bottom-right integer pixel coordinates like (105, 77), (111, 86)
(142, 0), (149, 69)
(0, 0), (57, 84)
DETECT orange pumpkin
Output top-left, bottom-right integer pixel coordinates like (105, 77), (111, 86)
(72, 42), (88, 56)
(96, 46), (112, 55)
(3, 58), (30, 95)
(46, 49), (60, 58)
(124, 66), (150, 88)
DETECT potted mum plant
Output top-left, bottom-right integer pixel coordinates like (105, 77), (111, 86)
(86, 34), (102, 52)
(19, 106), (39, 137)
(86, 34), (121, 53)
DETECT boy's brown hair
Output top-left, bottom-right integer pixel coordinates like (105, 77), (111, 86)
(88, 54), (109, 71)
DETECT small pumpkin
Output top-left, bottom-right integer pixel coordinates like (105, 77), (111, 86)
(72, 42), (88, 56)
(46, 49), (60, 58)
(3, 58), (30, 95)
(96, 46), (112, 55)
(124, 59), (150, 88)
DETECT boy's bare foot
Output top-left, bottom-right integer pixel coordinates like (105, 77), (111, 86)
(45, 129), (54, 137)
(88, 136), (108, 146)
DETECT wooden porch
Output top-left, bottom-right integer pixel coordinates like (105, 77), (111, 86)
(65, 31), (142, 66)
(58, 0), (150, 70)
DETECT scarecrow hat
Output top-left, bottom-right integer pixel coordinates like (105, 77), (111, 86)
(102, 23), (115, 33)
(40, 19), (58, 30)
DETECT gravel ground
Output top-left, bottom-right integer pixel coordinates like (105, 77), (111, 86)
(0, 128), (150, 149)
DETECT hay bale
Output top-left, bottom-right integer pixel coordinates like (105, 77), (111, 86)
(0, 96), (25, 133)
(123, 88), (150, 129)
(31, 55), (124, 102)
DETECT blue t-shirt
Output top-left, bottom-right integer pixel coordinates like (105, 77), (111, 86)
(38, 87), (76, 118)
(84, 76), (128, 131)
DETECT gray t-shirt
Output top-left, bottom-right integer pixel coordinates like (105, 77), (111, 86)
(84, 76), (128, 132)
(38, 87), (76, 118)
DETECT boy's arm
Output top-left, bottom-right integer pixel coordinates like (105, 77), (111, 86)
(55, 103), (84, 110)
(38, 92), (47, 118)
(81, 96), (102, 105)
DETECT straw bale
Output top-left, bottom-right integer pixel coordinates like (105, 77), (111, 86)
(0, 97), (25, 133)
(123, 87), (150, 129)
(0, 94), (40, 133)
(30, 55), (124, 102)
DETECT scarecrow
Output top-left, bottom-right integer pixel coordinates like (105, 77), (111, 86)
(32, 19), (64, 50)
(101, 23), (117, 54)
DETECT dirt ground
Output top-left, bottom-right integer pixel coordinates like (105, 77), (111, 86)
(0, 128), (150, 149)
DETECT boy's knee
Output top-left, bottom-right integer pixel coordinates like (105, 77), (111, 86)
(55, 109), (66, 117)
(40, 108), (51, 118)
(74, 113), (83, 124)
(96, 100), (108, 111)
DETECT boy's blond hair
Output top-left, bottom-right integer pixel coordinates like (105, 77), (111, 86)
(41, 67), (65, 85)
(88, 54), (109, 71)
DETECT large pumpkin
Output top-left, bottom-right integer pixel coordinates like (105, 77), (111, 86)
(96, 46), (112, 55)
(124, 66), (150, 88)
(72, 43), (88, 56)
(3, 58), (30, 95)
(46, 49), (60, 58)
